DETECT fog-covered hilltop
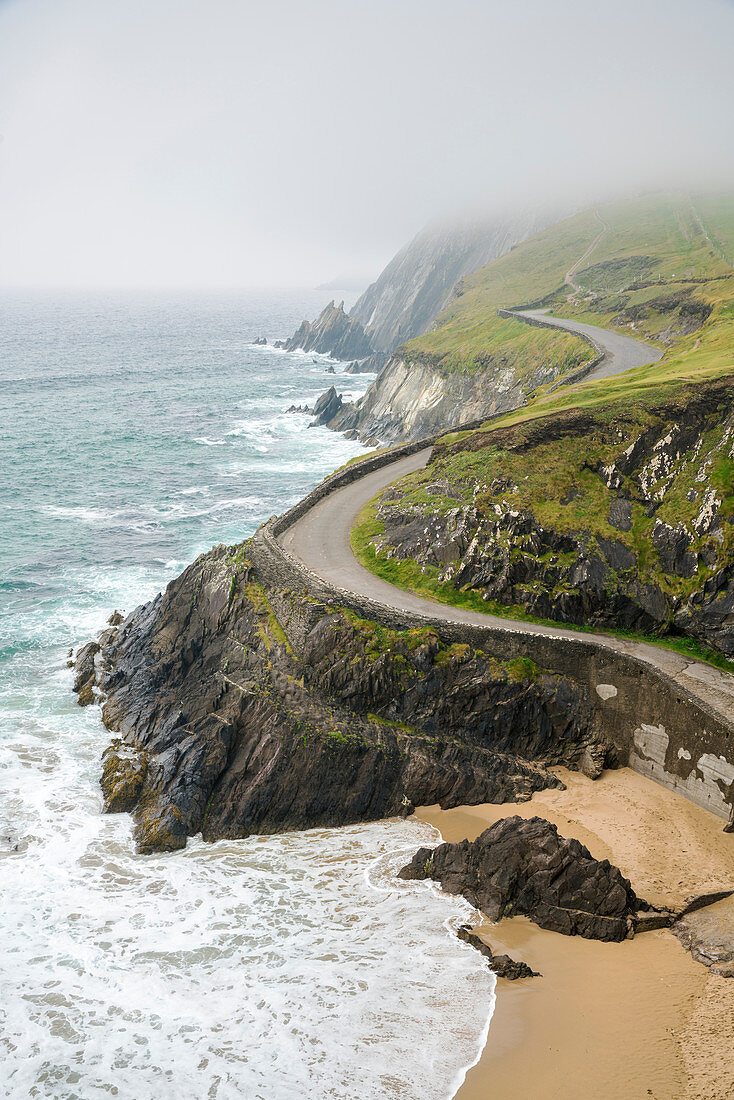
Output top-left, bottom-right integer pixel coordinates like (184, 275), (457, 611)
(283, 209), (549, 364)
(322, 192), (734, 443)
(349, 211), (549, 354)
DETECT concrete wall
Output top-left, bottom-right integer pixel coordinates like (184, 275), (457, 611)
(251, 445), (734, 822)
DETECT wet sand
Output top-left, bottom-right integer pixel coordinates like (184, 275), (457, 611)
(416, 767), (734, 1100)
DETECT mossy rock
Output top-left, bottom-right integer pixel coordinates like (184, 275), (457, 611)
(100, 739), (148, 814)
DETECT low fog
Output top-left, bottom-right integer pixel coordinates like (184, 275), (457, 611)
(1, 0), (732, 288)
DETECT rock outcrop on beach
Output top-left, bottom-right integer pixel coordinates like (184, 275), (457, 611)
(399, 815), (641, 942)
(72, 543), (610, 854)
(282, 301), (374, 361)
(457, 924), (539, 980)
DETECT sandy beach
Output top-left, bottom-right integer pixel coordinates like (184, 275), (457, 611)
(416, 768), (734, 1100)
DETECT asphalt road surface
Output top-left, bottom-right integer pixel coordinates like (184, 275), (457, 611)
(512, 308), (663, 381)
(280, 313), (732, 732)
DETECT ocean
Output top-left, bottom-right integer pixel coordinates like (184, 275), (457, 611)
(0, 289), (495, 1099)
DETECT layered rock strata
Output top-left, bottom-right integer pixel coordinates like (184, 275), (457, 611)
(73, 545), (609, 854)
(368, 382), (734, 654)
(324, 354), (534, 443)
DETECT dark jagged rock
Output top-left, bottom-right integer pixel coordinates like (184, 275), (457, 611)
(72, 641), (100, 706)
(284, 301), (374, 361)
(608, 498), (632, 531)
(652, 520), (697, 578)
(73, 545), (607, 853)
(457, 924), (539, 979)
(253, 336), (268, 346)
(399, 815), (640, 942)
(311, 386), (343, 426)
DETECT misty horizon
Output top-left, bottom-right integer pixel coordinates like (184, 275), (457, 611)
(1, 0), (733, 290)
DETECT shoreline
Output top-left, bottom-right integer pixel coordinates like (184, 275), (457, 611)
(415, 767), (734, 1100)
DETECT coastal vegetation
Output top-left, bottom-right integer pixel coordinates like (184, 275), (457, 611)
(350, 193), (734, 663)
(403, 192), (734, 379)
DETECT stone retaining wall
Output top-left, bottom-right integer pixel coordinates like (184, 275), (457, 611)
(498, 308), (606, 389)
(251, 445), (734, 822)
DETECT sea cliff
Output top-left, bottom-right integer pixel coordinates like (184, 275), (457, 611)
(73, 545), (606, 854)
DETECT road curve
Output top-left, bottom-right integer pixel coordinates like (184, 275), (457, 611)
(280, 308), (733, 728)
(511, 308), (663, 382)
(280, 447), (734, 727)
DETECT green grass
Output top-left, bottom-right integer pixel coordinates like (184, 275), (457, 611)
(366, 712), (415, 732)
(351, 500), (734, 674)
(244, 581), (292, 653)
(401, 191), (734, 390)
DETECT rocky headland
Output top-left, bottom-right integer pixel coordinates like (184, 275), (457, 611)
(282, 210), (554, 443)
(70, 190), (734, 1099)
(279, 300), (375, 362)
(73, 544), (614, 854)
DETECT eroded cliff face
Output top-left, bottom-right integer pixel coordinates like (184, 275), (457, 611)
(73, 544), (609, 853)
(284, 211), (555, 441)
(350, 212), (549, 354)
(326, 353), (538, 443)
(324, 322), (590, 443)
(363, 380), (734, 654)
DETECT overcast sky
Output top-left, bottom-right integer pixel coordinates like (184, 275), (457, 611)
(1, 0), (733, 288)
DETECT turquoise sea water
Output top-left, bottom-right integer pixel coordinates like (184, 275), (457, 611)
(0, 291), (494, 1099)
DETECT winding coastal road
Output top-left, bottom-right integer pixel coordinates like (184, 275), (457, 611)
(279, 312), (734, 734)
(280, 445), (734, 726)
(511, 308), (663, 381)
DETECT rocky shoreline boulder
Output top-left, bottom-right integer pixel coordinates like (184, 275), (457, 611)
(399, 815), (641, 942)
(457, 924), (539, 980)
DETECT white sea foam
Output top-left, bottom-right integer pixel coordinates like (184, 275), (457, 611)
(1, 291), (496, 1099)
(0, 674), (495, 1099)
(40, 505), (122, 524)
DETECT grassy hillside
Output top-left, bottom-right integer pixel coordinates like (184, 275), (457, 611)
(351, 193), (734, 663)
(404, 192), (734, 384)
